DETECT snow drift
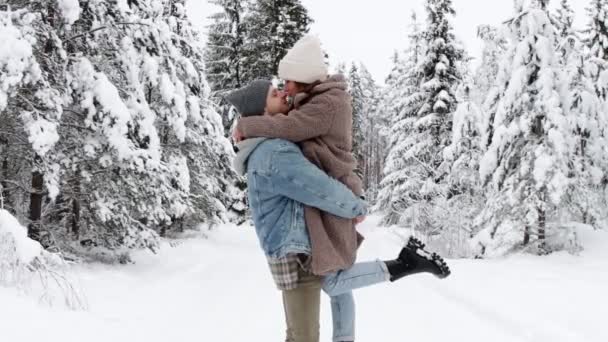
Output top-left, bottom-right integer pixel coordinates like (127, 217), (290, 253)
(0, 209), (86, 310)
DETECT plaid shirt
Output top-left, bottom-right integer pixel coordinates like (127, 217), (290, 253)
(267, 254), (311, 291)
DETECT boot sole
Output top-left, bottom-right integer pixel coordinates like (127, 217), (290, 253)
(406, 237), (451, 279)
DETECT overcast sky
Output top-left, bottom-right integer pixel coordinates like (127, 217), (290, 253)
(186, 0), (592, 84)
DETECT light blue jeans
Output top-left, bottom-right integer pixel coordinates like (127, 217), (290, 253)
(324, 260), (390, 342)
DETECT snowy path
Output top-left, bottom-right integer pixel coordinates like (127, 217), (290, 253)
(2, 216), (607, 342)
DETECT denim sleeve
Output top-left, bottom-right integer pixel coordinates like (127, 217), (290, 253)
(269, 145), (368, 219)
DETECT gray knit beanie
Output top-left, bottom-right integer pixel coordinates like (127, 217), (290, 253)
(225, 80), (272, 117)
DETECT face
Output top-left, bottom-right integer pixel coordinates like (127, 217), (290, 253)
(284, 80), (306, 97)
(265, 86), (289, 115)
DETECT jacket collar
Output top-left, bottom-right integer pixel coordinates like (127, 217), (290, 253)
(292, 74), (348, 108)
(232, 137), (269, 176)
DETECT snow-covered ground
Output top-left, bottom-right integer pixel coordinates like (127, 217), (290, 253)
(1, 215), (607, 342)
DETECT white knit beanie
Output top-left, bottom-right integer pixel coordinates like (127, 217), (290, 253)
(278, 34), (328, 84)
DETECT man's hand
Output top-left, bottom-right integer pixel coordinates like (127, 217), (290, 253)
(232, 126), (245, 143)
(354, 216), (366, 226)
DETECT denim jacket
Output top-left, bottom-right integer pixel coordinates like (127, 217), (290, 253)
(246, 139), (367, 259)
(233, 137), (268, 176)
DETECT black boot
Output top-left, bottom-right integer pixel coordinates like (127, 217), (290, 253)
(384, 237), (451, 282)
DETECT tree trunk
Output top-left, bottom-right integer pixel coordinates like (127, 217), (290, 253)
(538, 206), (546, 249)
(28, 170), (44, 241)
(582, 210), (588, 225)
(1, 158), (8, 210)
(233, 2), (242, 88)
(71, 195), (81, 237)
(537, 189), (547, 252)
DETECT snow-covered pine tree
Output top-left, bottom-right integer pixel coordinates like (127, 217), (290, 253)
(358, 63), (382, 199)
(204, 0), (248, 92)
(2, 0), (242, 261)
(52, 0), (187, 257)
(348, 63), (366, 178)
(476, 0), (574, 256)
(374, 52), (405, 135)
(376, 11), (427, 225)
(385, 51), (403, 86)
(204, 0), (248, 136)
(585, 0), (608, 61)
(442, 80), (484, 256)
(556, 0), (608, 229)
(162, 0), (247, 230)
(343, 62), (382, 198)
(0, 3), (65, 242)
(475, 25), (509, 152)
(370, 53), (402, 204)
(377, 1), (464, 237)
(473, 25), (507, 110)
(243, 0), (312, 80)
(554, 0), (575, 47)
(563, 47), (608, 230)
(334, 62), (347, 76)
(584, 0), (608, 99)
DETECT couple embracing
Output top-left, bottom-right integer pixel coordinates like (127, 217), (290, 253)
(227, 35), (451, 342)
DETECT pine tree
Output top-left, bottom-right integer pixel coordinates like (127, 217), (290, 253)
(476, 0), (573, 256)
(204, 0), (248, 137)
(564, 50), (608, 229)
(357, 63), (382, 198)
(376, 11), (427, 225)
(377, 50), (405, 124)
(476, 25), (508, 151)
(371, 52), (402, 204)
(559, 0), (608, 229)
(473, 25), (507, 110)
(334, 62), (348, 76)
(348, 63), (366, 177)
(555, 0), (575, 41)
(377, 1), (464, 235)
(418, 0), (463, 120)
(344, 62), (381, 198)
(584, 0), (608, 99)
(1, 0), (243, 260)
(442, 82), (484, 256)
(554, 0), (577, 63)
(204, 0), (248, 92)
(585, 0), (608, 61)
(0, 3), (65, 243)
(243, 0), (312, 80)
(163, 0), (247, 231)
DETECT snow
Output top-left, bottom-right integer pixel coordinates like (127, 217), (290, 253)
(160, 73), (188, 142)
(0, 209), (42, 264)
(72, 58), (135, 161)
(1, 215), (606, 342)
(0, 10), (41, 111)
(20, 110), (60, 157)
(57, 0), (81, 26)
(116, 0), (132, 14)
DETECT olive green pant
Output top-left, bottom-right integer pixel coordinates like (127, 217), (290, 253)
(283, 269), (323, 342)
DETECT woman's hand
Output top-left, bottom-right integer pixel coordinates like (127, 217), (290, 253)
(232, 126), (245, 143)
(354, 216), (366, 226)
